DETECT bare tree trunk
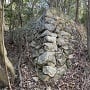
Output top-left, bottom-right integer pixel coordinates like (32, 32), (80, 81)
(75, 0), (79, 23)
(0, 0), (15, 86)
(87, 0), (90, 60)
(67, 0), (71, 15)
(62, 0), (66, 14)
(18, 0), (23, 27)
(0, 0), (9, 86)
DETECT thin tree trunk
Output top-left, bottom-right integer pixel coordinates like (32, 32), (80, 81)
(18, 0), (23, 27)
(75, 0), (79, 23)
(87, 0), (90, 60)
(67, 0), (71, 15)
(0, 0), (15, 85)
(0, 0), (9, 86)
(62, 0), (66, 14)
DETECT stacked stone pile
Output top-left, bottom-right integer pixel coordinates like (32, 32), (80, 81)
(29, 9), (84, 81)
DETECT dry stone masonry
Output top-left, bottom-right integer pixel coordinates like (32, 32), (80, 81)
(29, 8), (85, 81)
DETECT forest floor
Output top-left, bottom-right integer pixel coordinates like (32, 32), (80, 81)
(3, 30), (90, 90)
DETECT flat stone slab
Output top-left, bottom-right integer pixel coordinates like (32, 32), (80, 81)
(44, 36), (56, 43)
(40, 30), (57, 37)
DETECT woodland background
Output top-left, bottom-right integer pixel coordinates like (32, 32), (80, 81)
(0, 0), (90, 90)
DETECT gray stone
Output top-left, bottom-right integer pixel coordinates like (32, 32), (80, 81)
(40, 30), (57, 37)
(68, 44), (74, 49)
(57, 64), (67, 75)
(57, 49), (63, 52)
(63, 45), (69, 50)
(64, 26), (73, 34)
(55, 28), (60, 34)
(38, 52), (56, 65)
(57, 33), (70, 40)
(34, 58), (38, 64)
(60, 31), (71, 37)
(34, 88), (40, 90)
(47, 62), (56, 67)
(35, 45), (41, 49)
(57, 58), (66, 66)
(44, 36), (56, 43)
(44, 24), (55, 31)
(43, 66), (56, 77)
(56, 53), (66, 65)
(46, 86), (52, 90)
(38, 72), (50, 81)
(68, 54), (74, 59)
(64, 50), (72, 55)
(32, 77), (38, 82)
(30, 41), (36, 47)
(39, 49), (44, 54)
(32, 49), (39, 58)
(55, 53), (62, 59)
(54, 64), (67, 80)
(46, 9), (53, 17)
(58, 24), (63, 29)
(45, 17), (56, 24)
(57, 37), (68, 46)
(55, 51), (63, 56)
(57, 38), (65, 46)
(43, 43), (57, 51)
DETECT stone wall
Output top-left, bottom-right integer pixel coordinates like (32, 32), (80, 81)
(30, 9), (84, 81)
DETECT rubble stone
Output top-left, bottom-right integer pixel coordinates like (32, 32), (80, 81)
(37, 52), (56, 65)
(43, 66), (56, 77)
